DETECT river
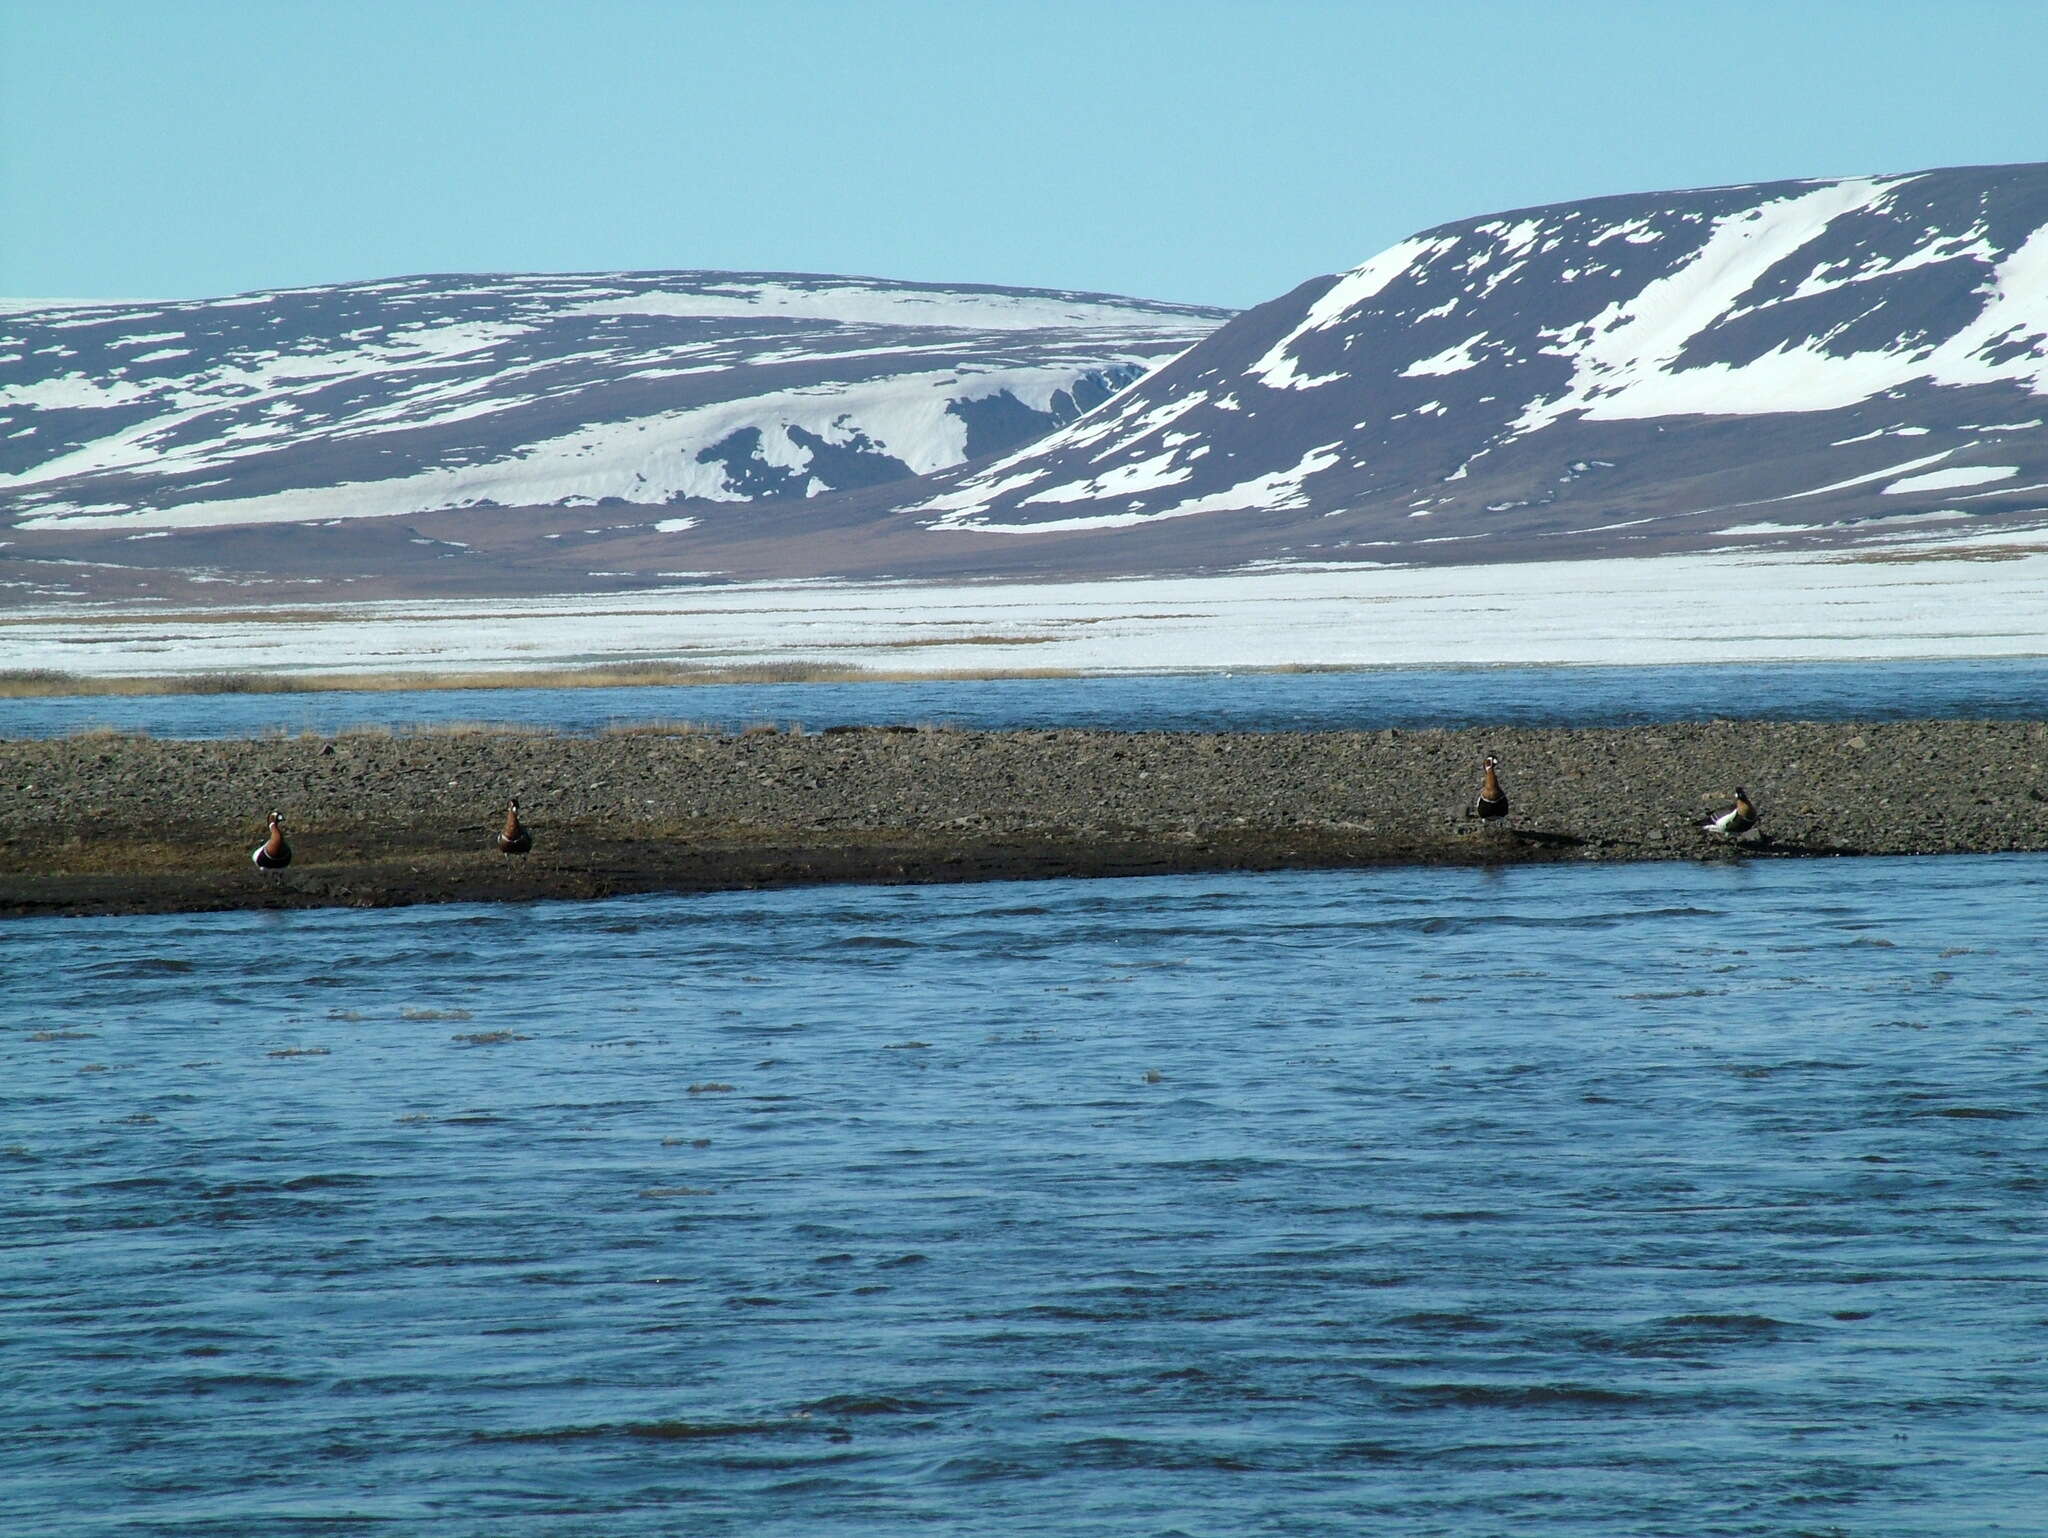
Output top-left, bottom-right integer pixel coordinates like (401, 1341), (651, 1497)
(5, 853), (2044, 1535)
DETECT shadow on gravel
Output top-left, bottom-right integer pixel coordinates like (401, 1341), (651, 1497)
(1507, 829), (1586, 849)
(1742, 835), (1866, 858)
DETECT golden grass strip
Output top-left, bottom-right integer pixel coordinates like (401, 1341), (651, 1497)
(0, 659), (1086, 698)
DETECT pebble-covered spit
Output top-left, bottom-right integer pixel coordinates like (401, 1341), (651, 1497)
(3, 719), (2045, 916)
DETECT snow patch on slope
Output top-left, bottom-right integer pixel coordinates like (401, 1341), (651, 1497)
(1498, 176), (2048, 435)
(566, 280), (1207, 332)
(1507, 176), (1907, 433)
(1020, 451), (1192, 505)
(19, 368), (1047, 530)
(940, 444), (1343, 534)
(1883, 465), (2017, 494)
(2, 272), (1227, 530)
(1247, 237), (1455, 391)
(1401, 333), (1492, 377)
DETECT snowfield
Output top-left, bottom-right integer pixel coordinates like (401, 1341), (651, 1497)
(6, 536), (2042, 680)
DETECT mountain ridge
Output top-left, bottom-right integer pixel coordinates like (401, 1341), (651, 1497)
(903, 160), (2048, 561)
(1, 270), (1227, 535)
(9, 163), (2048, 604)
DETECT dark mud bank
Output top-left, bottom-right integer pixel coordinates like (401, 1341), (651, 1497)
(4, 720), (2045, 917)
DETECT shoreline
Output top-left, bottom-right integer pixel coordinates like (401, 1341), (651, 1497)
(0, 827), (1673, 920)
(8, 651), (2048, 703)
(4, 719), (2044, 919)
(0, 659), (1084, 699)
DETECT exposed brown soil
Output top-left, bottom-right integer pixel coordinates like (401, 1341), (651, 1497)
(4, 720), (2045, 918)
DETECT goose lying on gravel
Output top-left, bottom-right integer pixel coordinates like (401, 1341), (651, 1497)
(1701, 788), (1759, 838)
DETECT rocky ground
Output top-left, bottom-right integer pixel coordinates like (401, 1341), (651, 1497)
(3, 719), (2045, 917)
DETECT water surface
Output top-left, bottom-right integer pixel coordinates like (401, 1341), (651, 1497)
(5, 855), (2045, 1534)
(7, 656), (2047, 738)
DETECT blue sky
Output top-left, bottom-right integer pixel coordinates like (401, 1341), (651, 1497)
(5, 1), (2043, 309)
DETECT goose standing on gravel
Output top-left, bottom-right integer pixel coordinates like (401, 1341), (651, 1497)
(1468, 755), (1510, 824)
(497, 798), (533, 856)
(1700, 787), (1759, 838)
(252, 810), (292, 870)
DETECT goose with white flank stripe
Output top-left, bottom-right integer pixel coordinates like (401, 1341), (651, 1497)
(1700, 787), (1759, 838)
(252, 810), (292, 870)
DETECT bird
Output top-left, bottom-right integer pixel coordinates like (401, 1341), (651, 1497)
(252, 810), (292, 869)
(496, 798), (532, 856)
(1700, 787), (1759, 838)
(1467, 755), (1510, 823)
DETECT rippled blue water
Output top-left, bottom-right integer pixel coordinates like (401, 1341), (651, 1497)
(8, 656), (2048, 738)
(6, 855), (2046, 1535)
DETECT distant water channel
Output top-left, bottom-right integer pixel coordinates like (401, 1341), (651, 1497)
(6, 855), (2047, 1535)
(6, 656), (2047, 739)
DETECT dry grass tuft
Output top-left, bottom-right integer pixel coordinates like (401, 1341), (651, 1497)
(184, 671), (294, 694)
(600, 719), (714, 737)
(874, 633), (1060, 649)
(412, 720), (531, 738)
(0, 668), (81, 696)
(1834, 542), (2048, 565)
(0, 654), (1108, 698)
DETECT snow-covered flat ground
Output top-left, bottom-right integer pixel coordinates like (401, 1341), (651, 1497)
(4, 537), (2044, 680)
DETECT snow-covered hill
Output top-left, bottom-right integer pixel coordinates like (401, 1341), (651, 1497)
(0, 272), (1227, 532)
(12, 167), (2048, 607)
(909, 162), (2048, 561)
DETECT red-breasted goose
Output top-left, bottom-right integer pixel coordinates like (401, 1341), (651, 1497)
(497, 799), (533, 856)
(1468, 755), (1510, 822)
(252, 810), (292, 869)
(1701, 787), (1759, 837)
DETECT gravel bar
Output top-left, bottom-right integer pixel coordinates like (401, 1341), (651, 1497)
(4, 720), (2046, 917)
